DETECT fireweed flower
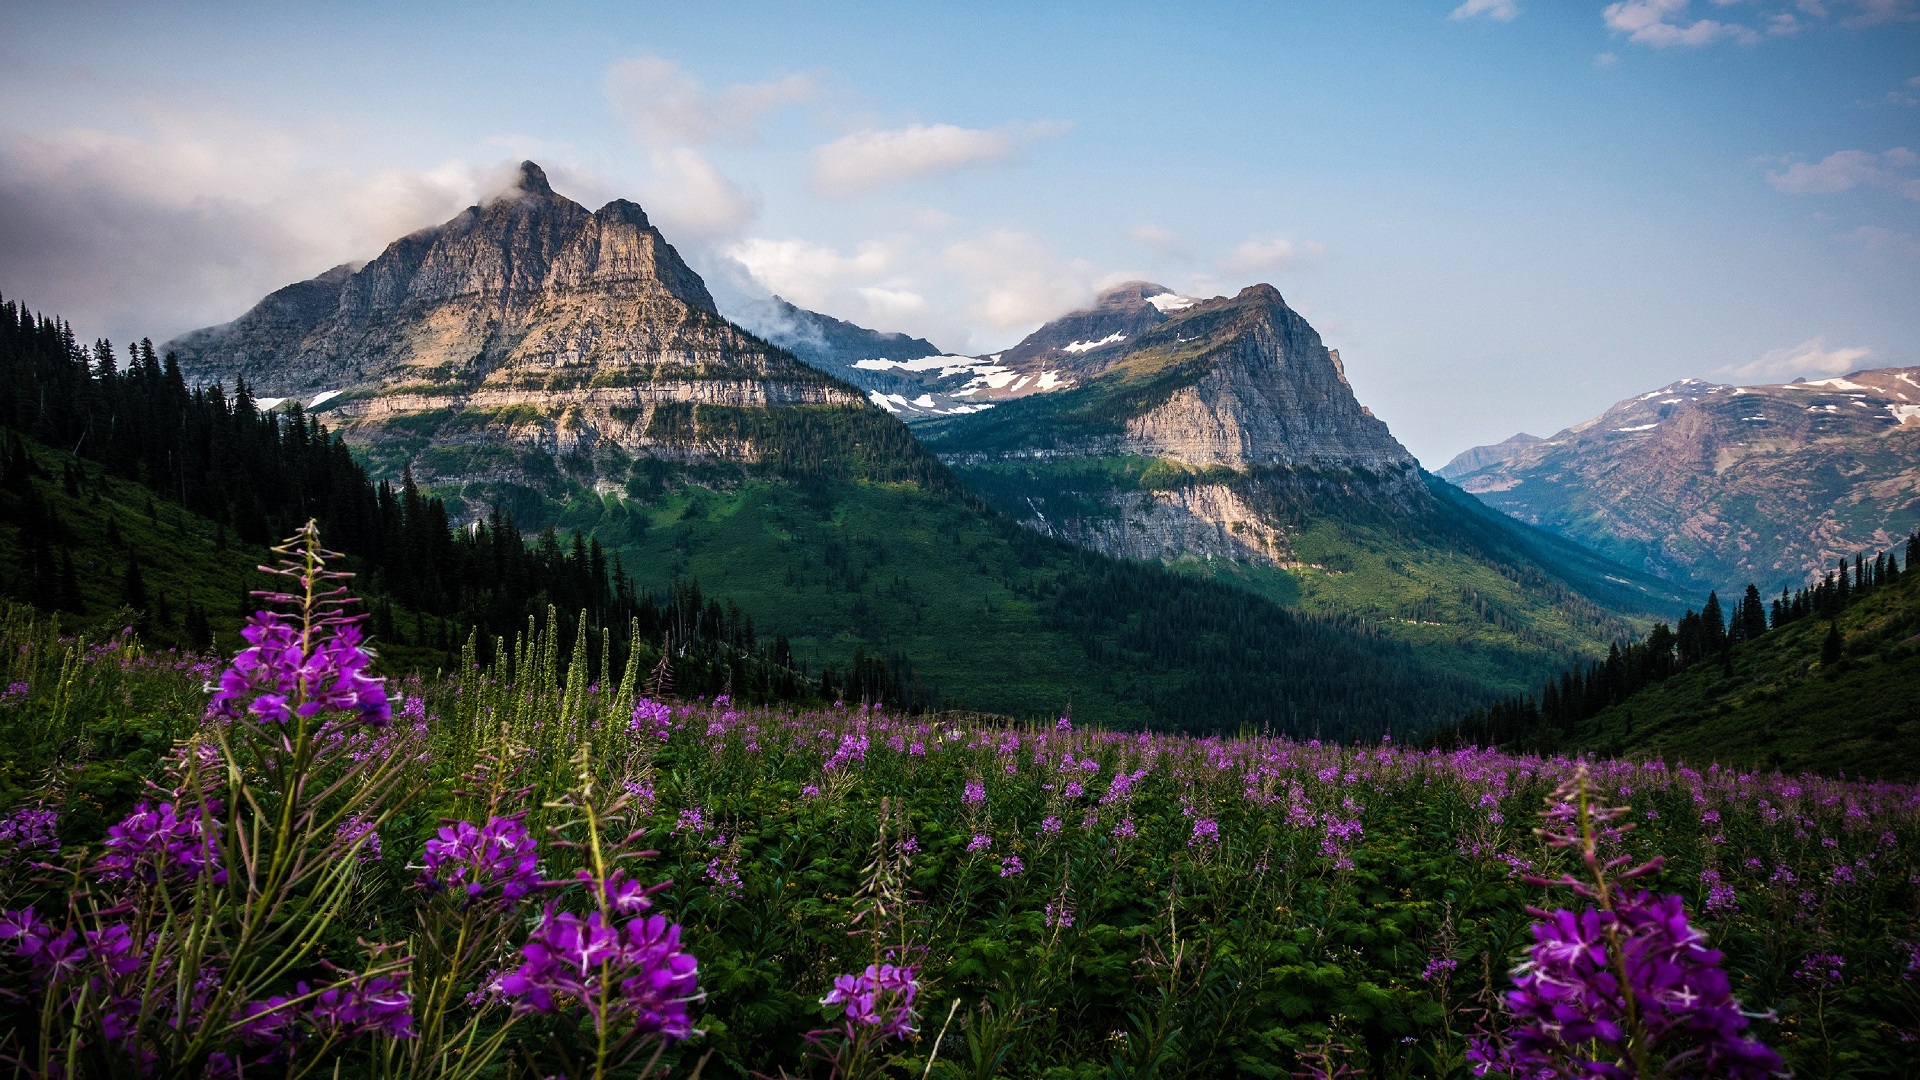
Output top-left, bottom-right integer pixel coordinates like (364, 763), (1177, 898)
(1476, 768), (1783, 1080)
(999, 855), (1024, 877)
(310, 971), (417, 1039)
(1190, 818), (1220, 848)
(821, 964), (918, 1042)
(1795, 953), (1845, 987)
(97, 799), (226, 886)
(0, 804), (58, 861)
(419, 815), (539, 902)
(631, 698), (673, 739)
(962, 780), (986, 807)
(499, 907), (700, 1038)
(207, 612), (390, 727)
(0, 906), (56, 968)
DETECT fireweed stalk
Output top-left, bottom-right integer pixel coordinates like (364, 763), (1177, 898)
(1471, 765), (1784, 1080)
(809, 796), (923, 1080)
(494, 746), (702, 1080)
(0, 522), (423, 1078)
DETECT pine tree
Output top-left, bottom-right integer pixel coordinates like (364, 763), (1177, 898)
(121, 555), (148, 613)
(184, 601), (213, 652)
(1821, 621), (1843, 667)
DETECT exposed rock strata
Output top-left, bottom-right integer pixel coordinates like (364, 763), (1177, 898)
(166, 161), (864, 489)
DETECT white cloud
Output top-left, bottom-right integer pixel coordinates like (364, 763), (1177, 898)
(1717, 338), (1874, 382)
(943, 229), (1097, 330)
(638, 147), (759, 238)
(1450, 0), (1521, 20)
(1602, 0), (1761, 45)
(1218, 236), (1326, 276)
(811, 121), (1069, 198)
(604, 55), (816, 145)
(0, 105), (514, 343)
(1841, 224), (1920, 259)
(1595, 51), (1621, 65)
(1766, 147), (1920, 200)
(724, 236), (896, 310)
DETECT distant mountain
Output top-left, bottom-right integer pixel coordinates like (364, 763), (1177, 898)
(1438, 432), (1540, 478)
(152, 164), (1493, 734)
(920, 284), (1684, 693)
(734, 296), (942, 372)
(1440, 371), (1920, 590)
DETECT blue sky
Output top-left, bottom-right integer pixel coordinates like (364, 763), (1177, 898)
(0, 0), (1915, 464)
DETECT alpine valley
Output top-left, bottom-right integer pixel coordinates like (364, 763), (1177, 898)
(144, 163), (1697, 730)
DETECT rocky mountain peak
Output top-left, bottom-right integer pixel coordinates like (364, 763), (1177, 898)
(167, 161), (736, 394)
(506, 159), (553, 198)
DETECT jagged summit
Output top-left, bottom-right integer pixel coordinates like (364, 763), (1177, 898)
(162, 161), (864, 494)
(167, 161), (736, 396)
(508, 159), (553, 197)
(927, 279), (1413, 475)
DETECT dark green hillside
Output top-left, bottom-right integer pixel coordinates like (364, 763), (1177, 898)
(1567, 564), (1920, 780)
(932, 448), (1683, 698)
(490, 471), (1489, 734)
(1435, 539), (1920, 780)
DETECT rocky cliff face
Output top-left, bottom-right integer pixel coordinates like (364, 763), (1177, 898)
(1441, 371), (1920, 589)
(166, 162), (866, 494)
(924, 284), (1426, 570)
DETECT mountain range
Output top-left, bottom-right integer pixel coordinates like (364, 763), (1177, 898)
(1441, 371), (1920, 591)
(158, 160), (1690, 725)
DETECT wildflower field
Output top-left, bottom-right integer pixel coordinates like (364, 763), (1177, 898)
(1, 530), (1918, 1078)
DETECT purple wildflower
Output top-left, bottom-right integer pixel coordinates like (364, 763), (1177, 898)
(631, 699), (673, 739)
(1491, 890), (1782, 1078)
(0, 804), (59, 861)
(499, 907), (700, 1039)
(419, 815), (539, 902)
(963, 780), (986, 807)
(97, 800), (226, 887)
(821, 964), (918, 1042)
(1795, 953), (1845, 987)
(1190, 818), (1220, 848)
(967, 834), (992, 854)
(311, 971), (416, 1039)
(207, 611), (390, 727)
(999, 855), (1024, 877)
(0, 907), (56, 966)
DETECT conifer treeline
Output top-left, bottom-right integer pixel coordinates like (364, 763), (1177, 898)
(0, 295), (862, 705)
(1435, 535), (1917, 749)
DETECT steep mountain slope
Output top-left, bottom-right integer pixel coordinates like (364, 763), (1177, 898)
(158, 167), (1488, 734)
(1440, 372), (1920, 590)
(921, 285), (1684, 693)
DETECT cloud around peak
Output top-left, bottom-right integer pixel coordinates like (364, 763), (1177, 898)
(1717, 338), (1874, 383)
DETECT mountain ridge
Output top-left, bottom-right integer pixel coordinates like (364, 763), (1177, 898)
(1440, 370), (1920, 590)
